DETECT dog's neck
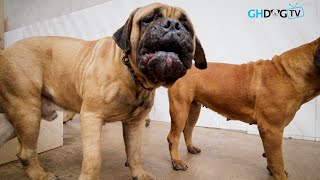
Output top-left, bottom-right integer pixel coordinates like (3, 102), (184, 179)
(122, 54), (154, 91)
(274, 42), (320, 103)
(125, 53), (163, 90)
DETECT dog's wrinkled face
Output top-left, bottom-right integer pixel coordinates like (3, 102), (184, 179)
(113, 3), (207, 87)
(136, 9), (195, 84)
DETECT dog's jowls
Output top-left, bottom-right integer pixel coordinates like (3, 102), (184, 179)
(167, 38), (320, 180)
(0, 3), (206, 180)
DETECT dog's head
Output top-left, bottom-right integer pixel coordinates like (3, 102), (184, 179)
(113, 3), (207, 87)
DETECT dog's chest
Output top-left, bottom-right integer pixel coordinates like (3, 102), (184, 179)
(103, 89), (155, 122)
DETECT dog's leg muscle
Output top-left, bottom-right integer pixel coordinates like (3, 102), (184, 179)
(78, 111), (103, 180)
(122, 120), (155, 180)
(183, 102), (201, 154)
(7, 99), (58, 180)
(258, 123), (287, 180)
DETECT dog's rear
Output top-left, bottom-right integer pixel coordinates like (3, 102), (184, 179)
(0, 48), (16, 147)
(0, 39), (62, 148)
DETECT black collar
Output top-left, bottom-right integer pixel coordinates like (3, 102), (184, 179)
(122, 53), (154, 91)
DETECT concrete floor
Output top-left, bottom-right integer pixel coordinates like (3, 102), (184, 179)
(0, 118), (320, 180)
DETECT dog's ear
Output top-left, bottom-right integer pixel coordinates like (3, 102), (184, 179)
(314, 48), (320, 67)
(194, 36), (207, 69)
(113, 8), (140, 54)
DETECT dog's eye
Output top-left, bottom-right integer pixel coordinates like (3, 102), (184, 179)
(182, 22), (192, 32)
(179, 14), (194, 35)
(141, 14), (155, 25)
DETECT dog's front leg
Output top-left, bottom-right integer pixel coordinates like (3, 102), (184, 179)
(79, 111), (103, 180)
(122, 120), (155, 180)
(258, 123), (287, 180)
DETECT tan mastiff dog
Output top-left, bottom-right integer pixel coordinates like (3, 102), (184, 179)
(0, 3), (207, 180)
(167, 38), (320, 180)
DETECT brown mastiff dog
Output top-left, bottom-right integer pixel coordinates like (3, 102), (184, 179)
(0, 3), (207, 180)
(167, 38), (320, 180)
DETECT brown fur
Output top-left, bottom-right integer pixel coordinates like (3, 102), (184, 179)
(0, 3), (206, 180)
(167, 38), (320, 180)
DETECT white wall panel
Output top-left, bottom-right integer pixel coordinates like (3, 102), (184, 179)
(247, 125), (259, 136)
(4, 0), (112, 31)
(5, 1), (114, 47)
(220, 120), (248, 132)
(284, 100), (316, 141)
(4, 0), (320, 141)
(196, 109), (221, 129)
(153, 88), (170, 123)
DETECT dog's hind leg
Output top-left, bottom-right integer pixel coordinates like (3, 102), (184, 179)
(6, 97), (58, 180)
(183, 102), (201, 154)
(258, 123), (287, 180)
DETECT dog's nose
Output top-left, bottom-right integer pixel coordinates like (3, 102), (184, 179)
(160, 18), (182, 31)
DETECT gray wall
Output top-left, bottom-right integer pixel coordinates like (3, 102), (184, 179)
(4, 0), (112, 31)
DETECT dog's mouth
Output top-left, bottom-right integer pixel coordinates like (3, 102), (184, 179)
(136, 22), (194, 85)
(139, 51), (185, 84)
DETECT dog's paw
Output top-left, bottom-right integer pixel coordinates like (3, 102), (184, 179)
(145, 119), (151, 127)
(266, 166), (288, 179)
(143, 171), (156, 180)
(132, 171), (156, 180)
(187, 145), (201, 154)
(266, 166), (273, 176)
(172, 159), (188, 171)
(43, 172), (59, 180)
